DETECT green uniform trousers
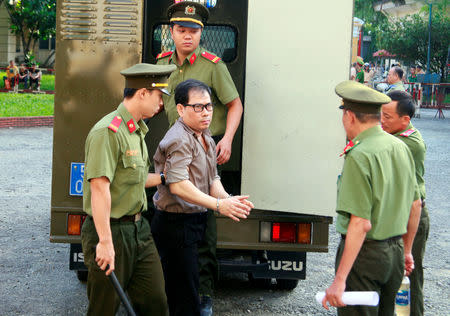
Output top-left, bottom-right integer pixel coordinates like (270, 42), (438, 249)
(410, 208), (430, 316)
(198, 209), (218, 296)
(336, 237), (404, 316)
(81, 216), (168, 316)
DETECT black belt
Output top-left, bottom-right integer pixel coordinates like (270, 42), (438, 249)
(109, 212), (142, 223)
(341, 234), (402, 243)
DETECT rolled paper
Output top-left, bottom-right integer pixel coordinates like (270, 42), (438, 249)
(315, 291), (379, 306)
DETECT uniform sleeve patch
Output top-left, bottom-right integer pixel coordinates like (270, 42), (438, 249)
(108, 116), (122, 133)
(201, 51), (221, 64)
(400, 129), (415, 137)
(156, 51), (173, 59)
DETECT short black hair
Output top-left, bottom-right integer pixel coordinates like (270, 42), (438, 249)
(416, 65), (423, 69)
(174, 79), (211, 105)
(353, 111), (381, 123)
(393, 66), (403, 79)
(387, 90), (415, 118)
(123, 88), (138, 99)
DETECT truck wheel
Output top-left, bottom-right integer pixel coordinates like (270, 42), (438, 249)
(76, 270), (88, 282)
(276, 279), (298, 290)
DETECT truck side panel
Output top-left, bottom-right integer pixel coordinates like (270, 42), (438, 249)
(242, 0), (354, 216)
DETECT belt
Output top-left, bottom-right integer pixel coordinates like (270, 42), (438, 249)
(341, 234), (402, 243)
(110, 212), (142, 223)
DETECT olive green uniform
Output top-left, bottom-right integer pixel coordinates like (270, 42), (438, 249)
(355, 70), (365, 84)
(82, 103), (168, 316)
(336, 125), (418, 316)
(157, 46), (239, 296)
(394, 123), (429, 316)
(385, 81), (406, 93)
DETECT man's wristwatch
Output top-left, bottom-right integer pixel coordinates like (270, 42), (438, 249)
(160, 172), (166, 185)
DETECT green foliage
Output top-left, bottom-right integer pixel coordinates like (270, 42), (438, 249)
(377, 9), (449, 79)
(1, 72), (55, 90)
(0, 93), (54, 117)
(3, 0), (56, 64)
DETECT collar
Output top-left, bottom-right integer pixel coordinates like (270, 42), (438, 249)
(352, 125), (384, 144)
(117, 103), (148, 135)
(171, 46), (201, 66)
(394, 122), (414, 137)
(177, 117), (211, 138)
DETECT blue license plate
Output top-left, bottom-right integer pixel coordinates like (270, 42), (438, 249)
(69, 162), (85, 196)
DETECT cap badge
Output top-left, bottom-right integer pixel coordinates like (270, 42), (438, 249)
(185, 5), (195, 15)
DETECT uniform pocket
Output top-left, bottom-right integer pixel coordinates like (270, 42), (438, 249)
(121, 155), (145, 184)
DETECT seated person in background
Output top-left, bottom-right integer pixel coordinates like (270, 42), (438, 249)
(3, 60), (19, 89)
(18, 63), (29, 89)
(29, 63), (42, 91)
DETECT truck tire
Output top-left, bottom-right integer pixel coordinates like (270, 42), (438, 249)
(276, 279), (298, 290)
(76, 270), (88, 282)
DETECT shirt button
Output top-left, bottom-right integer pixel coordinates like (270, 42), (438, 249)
(179, 69), (183, 73)
(133, 163), (136, 169)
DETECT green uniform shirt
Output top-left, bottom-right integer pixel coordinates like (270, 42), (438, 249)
(156, 46), (239, 136)
(355, 70), (364, 83)
(83, 103), (150, 218)
(394, 123), (426, 201)
(386, 81), (406, 93)
(336, 125), (417, 240)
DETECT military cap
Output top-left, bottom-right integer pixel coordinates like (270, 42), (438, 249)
(120, 63), (176, 96)
(335, 80), (391, 114)
(167, 1), (209, 29)
(356, 56), (364, 66)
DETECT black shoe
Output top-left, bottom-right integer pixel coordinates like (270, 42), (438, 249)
(200, 295), (213, 316)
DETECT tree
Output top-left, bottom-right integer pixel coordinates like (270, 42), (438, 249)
(1, 0), (56, 65)
(377, 8), (449, 80)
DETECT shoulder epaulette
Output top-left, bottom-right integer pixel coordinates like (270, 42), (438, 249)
(201, 51), (221, 64)
(340, 140), (360, 157)
(400, 129), (416, 137)
(156, 51), (173, 59)
(108, 115), (122, 133)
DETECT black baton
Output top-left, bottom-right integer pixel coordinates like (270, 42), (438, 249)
(106, 265), (137, 316)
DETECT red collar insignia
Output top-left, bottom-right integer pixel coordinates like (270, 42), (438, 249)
(340, 140), (360, 157)
(400, 129), (415, 137)
(189, 53), (197, 65)
(127, 119), (136, 133)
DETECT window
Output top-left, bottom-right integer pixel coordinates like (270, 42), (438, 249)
(152, 24), (237, 63)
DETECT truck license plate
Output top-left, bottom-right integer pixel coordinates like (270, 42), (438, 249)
(254, 251), (306, 279)
(69, 162), (84, 196)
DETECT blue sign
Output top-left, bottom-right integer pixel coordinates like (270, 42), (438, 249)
(69, 163), (85, 196)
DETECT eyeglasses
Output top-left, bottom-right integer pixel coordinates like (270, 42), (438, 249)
(183, 103), (214, 112)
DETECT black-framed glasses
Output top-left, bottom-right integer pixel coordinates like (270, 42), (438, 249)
(183, 103), (214, 112)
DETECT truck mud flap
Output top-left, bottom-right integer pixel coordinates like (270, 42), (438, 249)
(220, 251), (306, 280)
(70, 243), (87, 271)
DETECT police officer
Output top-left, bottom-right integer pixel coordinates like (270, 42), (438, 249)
(151, 79), (253, 316)
(156, 2), (244, 314)
(382, 90), (429, 316)
(354, 56), (365, 84)
(81, 63), (176, 316)
(385, 67), (407, 93)
(322, 81), (420, 315)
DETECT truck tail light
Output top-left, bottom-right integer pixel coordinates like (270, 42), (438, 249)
(272, 222), (296, 243)
(297, 223), (312, 244)
(260, 221), (312, 244)
(67, 214), (86, 235)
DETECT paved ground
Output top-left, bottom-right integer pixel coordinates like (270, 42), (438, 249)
(0, 109), (448, 315)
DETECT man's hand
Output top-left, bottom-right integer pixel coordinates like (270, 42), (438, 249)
(216, 136), (232, 165)
(95, 240), (115, 276)
(218, 195), (254, 221)
(322, 277), (346, 310)
(404, 252), (415, 276)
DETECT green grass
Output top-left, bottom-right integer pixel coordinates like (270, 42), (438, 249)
(0, 93), (54, 117)
(1, 72), (55, 90)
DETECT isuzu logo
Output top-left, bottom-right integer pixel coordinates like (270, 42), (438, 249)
(268, 260), (303, 272)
